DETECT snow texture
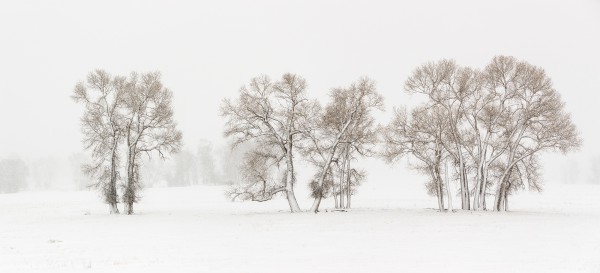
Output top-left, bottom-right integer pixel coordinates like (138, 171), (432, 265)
(1, 181), (600, 273)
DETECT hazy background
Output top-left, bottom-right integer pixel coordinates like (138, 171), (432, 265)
(1, 0), (599, 192)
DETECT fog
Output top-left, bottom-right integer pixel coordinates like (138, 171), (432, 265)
(1, 0), (599, 192)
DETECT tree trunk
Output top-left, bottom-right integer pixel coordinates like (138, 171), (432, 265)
(494, 163), (515, 212)
(445, 161), (453, 212)
(481, 167), (489, 210)
(494, 173), (511, 212)
(126, 158), (133, 215)
(125, 160), (134, 215)
(310, 144), (340, 213)
(103, 118), (119, 212)
(431, 167), (444, 212)
(494, 180), (503, 211)
(125, 202), (133, 215)
(493, 184), (504, 212)
(435, 149), (444, 212)
(124, 147), (137, 215)
(479, 166), (486, 208)
(437, 181), (444, 212)
(482, 191), (487, 210)
(339, 159), (345, 209)
(346, 185), (351, 209)
(333, 169), (339, 209)
(462, 166), (470, 210)
(458, 153), (470, 210)
(285, 174), (301, 213)
(107, 139), (120, 214)
(109, 203), (119, 214)
(473, 158), (485, 211)
(346, 150), (351, 209)
(438, 171), (444, 212)
(503, 180), (510, 212)
(472, 162), (482, 210)
(474, 133), (492, 211)
(339, 186), (345, 209)
(285, 141), (301, 212)
(504, 191), (509, 211)
(310, 190), (323, 213)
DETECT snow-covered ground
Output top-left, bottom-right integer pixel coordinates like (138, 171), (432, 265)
(1, 181), (600, 273)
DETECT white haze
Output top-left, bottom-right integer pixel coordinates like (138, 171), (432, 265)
(0, 0), (599, 190)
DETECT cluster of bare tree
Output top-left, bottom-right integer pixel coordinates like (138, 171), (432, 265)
(70, 56), (579, 214)
(221, 74), (383, 213)
(223, 56), (580, 213)
(381, 56), (581, 211)
(72, 70), (182, 214)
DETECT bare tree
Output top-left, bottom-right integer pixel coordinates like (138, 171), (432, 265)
(395, 56), (581, 212)
(456, 58), (519, 211)
(121, 72), (182, 214)
(334, 150), (366, 210)
(221, 74), (316, 212)
(72, 70), (125, 214)
(488, 57), (581, 211)
(339, 89), (380, 209)
(305, 77), (383, 213)
(309, 144), (366, 211)
(404, 60), (480, 210)
(381, 106), (449, 211)
(444, 160), (453, 212)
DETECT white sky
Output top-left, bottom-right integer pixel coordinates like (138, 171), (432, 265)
(0, 0), (599, 183)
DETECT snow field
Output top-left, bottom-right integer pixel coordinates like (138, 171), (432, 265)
(1, 182), (600, 273)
